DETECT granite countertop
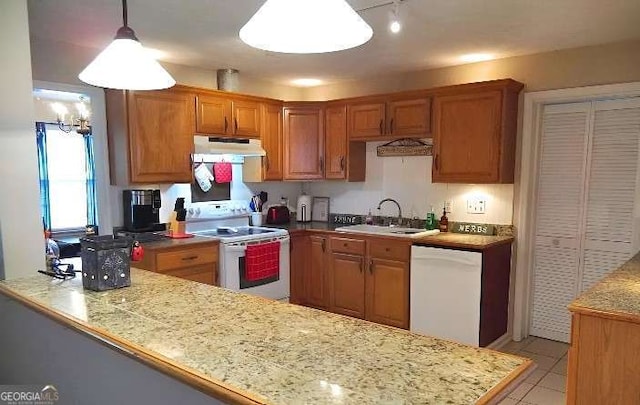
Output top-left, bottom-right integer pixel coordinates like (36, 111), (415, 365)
(266, 222), (514, 249)
(0, 270), (533, 404)
(412, 233), (515, 250)
(570, 252), (640, 321)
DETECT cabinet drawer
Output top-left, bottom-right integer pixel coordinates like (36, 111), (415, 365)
(331, 237), (365, 255)
(165, 264), (217, 285)
(156, 247), (217, 271)
(369, 239), (410, 261)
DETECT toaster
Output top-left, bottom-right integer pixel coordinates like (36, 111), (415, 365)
(266, 205), (291, 224)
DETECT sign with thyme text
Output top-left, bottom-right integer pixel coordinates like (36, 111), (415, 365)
(451, 222), (494, 235)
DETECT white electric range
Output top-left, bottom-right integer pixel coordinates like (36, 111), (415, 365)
(184, 200), (290, 301)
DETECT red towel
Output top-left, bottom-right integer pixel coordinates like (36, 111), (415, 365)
(214, 162), (233, 183)
(245, 241), (280, 281)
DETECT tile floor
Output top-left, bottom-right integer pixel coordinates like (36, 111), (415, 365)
(497, 336), (569, 405)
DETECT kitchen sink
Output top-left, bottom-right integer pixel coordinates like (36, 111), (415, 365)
(334, 224), (440, 238)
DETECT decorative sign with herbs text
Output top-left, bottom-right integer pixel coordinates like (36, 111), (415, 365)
(451, 222), (495, 236)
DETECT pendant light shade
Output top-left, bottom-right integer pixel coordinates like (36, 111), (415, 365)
(239, 0), (373, 54)
(78, 0), (175, 90)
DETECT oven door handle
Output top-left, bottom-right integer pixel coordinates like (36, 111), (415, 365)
(224, 245), (248, 253)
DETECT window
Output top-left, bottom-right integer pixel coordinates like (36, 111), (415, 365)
(36, 123), (97, 233)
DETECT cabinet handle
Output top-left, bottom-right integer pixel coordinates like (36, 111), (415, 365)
(181, 255), (199, 261)
(360, 258), (364, 273)
(390, 118), (394, 134)
(321, 239), (326, 252)
(319, 157), (324, 173)
(224, 116), (228, 133)
(369, 259), (374, 274)
(234, 118), (238, 133)
(379, 119), (383, 135)
(434, 154), (440, 171)
(340, 156), (345, 171)
(264, 155), (270, 170)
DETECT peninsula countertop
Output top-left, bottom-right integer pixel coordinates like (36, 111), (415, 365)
(0, 269), (533, 404)
(570, 252), (640, 321)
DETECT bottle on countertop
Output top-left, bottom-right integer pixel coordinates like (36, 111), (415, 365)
(439, 205), (449, 233)
(425, 206), (436, 230)
(365, 209), (374, 225)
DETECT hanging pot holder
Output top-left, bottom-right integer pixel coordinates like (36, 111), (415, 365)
(213, 161), (233, 183)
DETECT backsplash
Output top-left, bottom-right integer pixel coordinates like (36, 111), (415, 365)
(306, 142), (515, 225)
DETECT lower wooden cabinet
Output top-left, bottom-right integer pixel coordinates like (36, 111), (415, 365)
(135, 241), (219, 286)
(291, 232), (410, 329)
(366, 257), (410, 329)
(307, 235), (330, 309)
(567, 311), (640, 404)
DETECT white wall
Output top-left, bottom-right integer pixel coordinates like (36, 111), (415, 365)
(306, 143), (514, 225)
(0, 1), (45, 279)
(159, 164), (302, 223)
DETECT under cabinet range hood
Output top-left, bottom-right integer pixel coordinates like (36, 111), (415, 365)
(193, 136), (266, 157)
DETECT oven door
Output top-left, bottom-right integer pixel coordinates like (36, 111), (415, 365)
(220, 237), (290, 301)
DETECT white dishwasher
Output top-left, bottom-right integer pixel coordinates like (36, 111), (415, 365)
(410, 245), (483, 346)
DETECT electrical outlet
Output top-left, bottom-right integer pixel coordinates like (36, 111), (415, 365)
(467, 198), (486, 214)
(444, 200), (453, 213)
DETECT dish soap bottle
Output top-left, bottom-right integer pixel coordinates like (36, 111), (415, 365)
(365, 209), (374, 225)
(439, 205), (449, 233)
(425, 206), (436, 230)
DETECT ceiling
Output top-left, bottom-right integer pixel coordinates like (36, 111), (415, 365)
(27, 0), (640, 87)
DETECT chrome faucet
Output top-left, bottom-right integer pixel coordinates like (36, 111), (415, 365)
(377, 198), (403, 226)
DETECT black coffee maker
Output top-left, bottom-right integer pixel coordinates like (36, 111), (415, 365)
(123, 189), (162, 232)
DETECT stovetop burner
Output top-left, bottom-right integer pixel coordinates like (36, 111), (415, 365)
(196, 227), (278, 238)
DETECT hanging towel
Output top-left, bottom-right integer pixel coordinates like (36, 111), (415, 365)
(214, 161), (233, 183)
(245, 241), (280, 281)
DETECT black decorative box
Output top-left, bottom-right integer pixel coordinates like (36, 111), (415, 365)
(80, 235), (133, 291)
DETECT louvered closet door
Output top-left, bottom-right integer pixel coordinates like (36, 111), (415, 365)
(581, 98), (640, 292)
(530, 103), (590, 342)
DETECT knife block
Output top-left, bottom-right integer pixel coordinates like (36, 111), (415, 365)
(168, 212), (186, 236)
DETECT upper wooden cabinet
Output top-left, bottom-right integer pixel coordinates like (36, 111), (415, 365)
(283, 105), (325, 180)
(325, 105), (348, 180)
(260, 102), (284, 181)
(432, 80), (522, 183)
(196, 94), (260, 138)
(348, 97), (431, 140)
(106, 88), (195, 185)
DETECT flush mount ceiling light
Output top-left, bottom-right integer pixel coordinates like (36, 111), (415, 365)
(239, 0), (373, 54)
(459, 53), (496, 63)
(291, 78), (324, 87)
(78, 0), (175, 90)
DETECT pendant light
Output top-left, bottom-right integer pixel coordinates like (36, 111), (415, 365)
(78, 0), (175, 90)
(239, 0), (373, 54)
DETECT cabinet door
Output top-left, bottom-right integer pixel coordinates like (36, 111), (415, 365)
(432, 90), (503, 183)
(261, 103), (284, 180)
(289, 234), (309, 304)
(196, 95), (231, 134)
(233, 100), (260, 138)
(388, 98), (431, 137)
(165, 264), (217, 286)
(348, 103), (386, 139)
(325, 105), (347, 179)
(283, 107), (324, 180)
(365, 257), (409, 329)
(127, 90), (194, 183)
(307, 235), (329, 308)
(329, 252), (365, 319)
